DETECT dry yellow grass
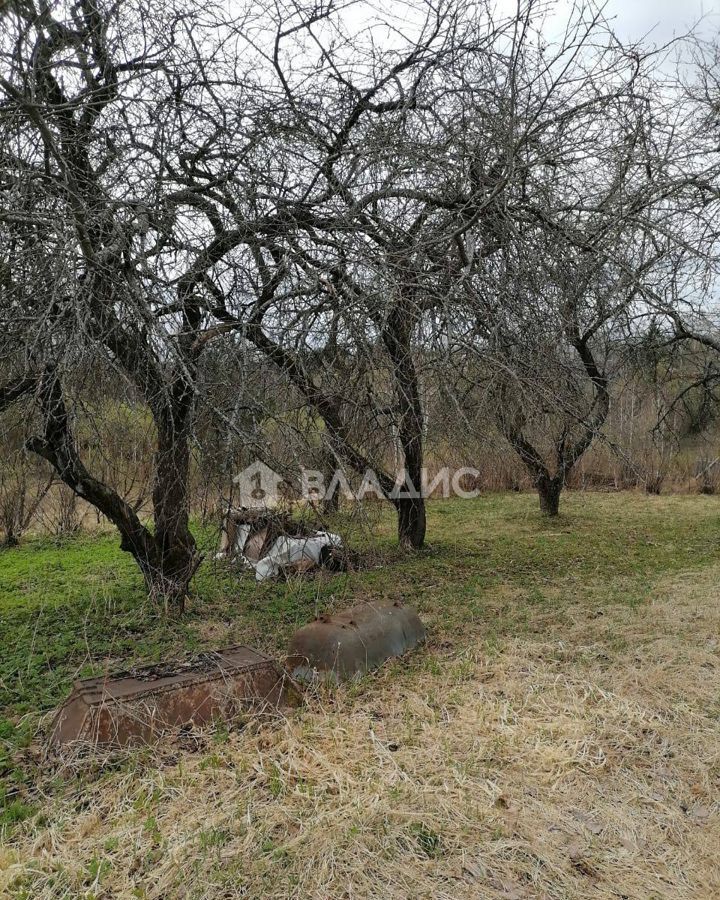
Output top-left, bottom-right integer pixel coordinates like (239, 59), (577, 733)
(3, 563), (720, 899)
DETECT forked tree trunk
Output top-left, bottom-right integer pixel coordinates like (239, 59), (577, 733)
(119, 523), (198, 614)
(537, 474), (563, 517)
(28, 370), (200, 614)
(500, 333), (610, 522)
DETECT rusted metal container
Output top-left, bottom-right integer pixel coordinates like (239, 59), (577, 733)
(287, 601), (426, 683)
(49, 646), (302, 749)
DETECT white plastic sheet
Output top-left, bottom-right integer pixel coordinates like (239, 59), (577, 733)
(253, 531), (343, 581)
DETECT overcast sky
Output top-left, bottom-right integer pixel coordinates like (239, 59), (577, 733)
(600, 0), (718, 43)
(494, 0), (720, 44)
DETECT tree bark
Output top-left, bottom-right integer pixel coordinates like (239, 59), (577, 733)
(322, 487), (341, 514)
(382, 298), (426, 549)
(148, 380), (200, 611)
(319, 446), (341, 513)
(537, 474), (563, 517)
(28, 370), (199, 613)
(395, 496), (426, 548)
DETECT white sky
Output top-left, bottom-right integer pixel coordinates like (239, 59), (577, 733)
(493, 0), (720, 44)
(599, 0), (718, 43)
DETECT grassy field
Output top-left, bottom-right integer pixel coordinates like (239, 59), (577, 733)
(1, 492), (720, 898)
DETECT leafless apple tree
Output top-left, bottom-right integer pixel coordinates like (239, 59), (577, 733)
(432, 7), (720, 514)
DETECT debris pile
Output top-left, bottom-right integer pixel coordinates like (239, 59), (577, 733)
(216, 508), (344, 581)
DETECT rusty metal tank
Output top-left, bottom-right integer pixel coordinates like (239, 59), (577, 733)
(287, 601), (426, 683)
(49, 646), (302, 749)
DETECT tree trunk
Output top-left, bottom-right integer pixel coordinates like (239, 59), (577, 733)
(393, 415), (426, 549)
(537, 474), (563, 516)
(149, 417), (198, 611)
(383, 298), (426, 550)
(395, 495), (426, 549)
(320, 446), (340, 513)
(29, 370), (200, 614)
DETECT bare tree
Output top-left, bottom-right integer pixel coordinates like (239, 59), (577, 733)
(435, 4), (719, 514)
(0, 0), (284, 608)
(176, 0), (495, 549)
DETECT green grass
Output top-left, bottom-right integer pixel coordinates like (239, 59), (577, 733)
(1, 490), (719, 825)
